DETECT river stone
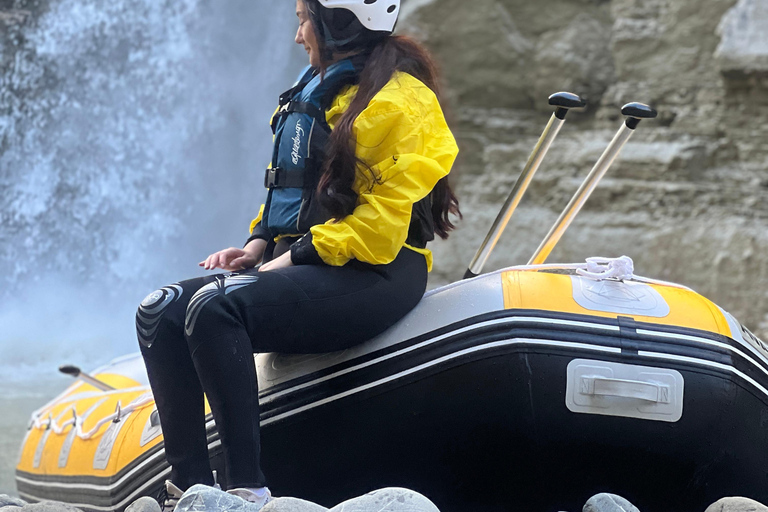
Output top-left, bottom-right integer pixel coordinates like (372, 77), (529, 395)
(583, 493), (640, 512)
(125, 496), (162, 512)
(705, 497), (768, 512)
(0, 496), (27, 508)
(17, 502), (84, 512)
(328, 488), (439, 512)
(262, 497), (328, 512)
(175, 485), (264, 512)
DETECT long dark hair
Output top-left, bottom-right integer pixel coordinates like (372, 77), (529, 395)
(305, 2), (461, 239)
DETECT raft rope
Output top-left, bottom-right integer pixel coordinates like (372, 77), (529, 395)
(501, 256), (693, 290)
(576, 256), (635, 281)
(31, 393), (154, 440)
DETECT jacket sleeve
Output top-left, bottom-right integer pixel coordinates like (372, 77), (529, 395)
(245, 204), (270, 246)
(305, 80), (458, 267)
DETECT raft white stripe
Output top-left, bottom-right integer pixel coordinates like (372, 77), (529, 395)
(638, 351), (768, 398)
(18, 467), (169, 512)
(16, 435), (217, 494)
(17, 441), (220, 512)
(22, 340), (768, 507)
(636, 329), (768, 379)
(262, 338), (622, 425)
(261, 317), (619, 403)
(26, 324), (768, 502)
(17, 334), (611, 500)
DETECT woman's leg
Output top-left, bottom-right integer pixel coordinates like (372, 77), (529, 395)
(137, 276), (218, 490)
(183, 249), (427, 489)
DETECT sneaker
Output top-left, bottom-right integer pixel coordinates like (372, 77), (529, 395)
(227, 487), (272, 510)
(157, 480), (184, 512)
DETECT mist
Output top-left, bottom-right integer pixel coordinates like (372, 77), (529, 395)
(0, 0), (304, 377)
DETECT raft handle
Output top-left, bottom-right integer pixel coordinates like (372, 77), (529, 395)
(59, 364), (116, 391)
(582, 376), (670, 403)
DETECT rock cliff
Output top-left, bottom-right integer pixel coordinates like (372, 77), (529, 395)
(402, 0), (768, 337)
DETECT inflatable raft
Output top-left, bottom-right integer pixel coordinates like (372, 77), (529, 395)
(15, 96), (768, 510)
(15, 263), (768, 511)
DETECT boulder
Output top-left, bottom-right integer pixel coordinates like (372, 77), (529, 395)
(16, 502), (84, 512)
(583, 493), (641, 512)
(175, 485), (265, 512)
(262, 498), (328, 512)
(0, 496), (27, 508)
(328, 488), (439, 512)
(124, 496), (161, 512)
(706, 497), (768, 512)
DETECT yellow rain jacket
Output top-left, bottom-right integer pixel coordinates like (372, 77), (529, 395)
(250, 71), (458, 271)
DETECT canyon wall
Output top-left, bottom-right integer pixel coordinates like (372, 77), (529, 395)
(402, 0), (768, 337)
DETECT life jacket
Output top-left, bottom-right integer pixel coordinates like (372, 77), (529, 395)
(261, 59), (362, 236)
(261, 59), (437, 250)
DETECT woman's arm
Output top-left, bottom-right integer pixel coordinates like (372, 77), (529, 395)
(293, 77), (459, 267)
(200, 238), (268, 271)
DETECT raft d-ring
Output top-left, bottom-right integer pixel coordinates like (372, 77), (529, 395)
(71, 408), (79, 428)
(113, 402), (122, 424)
(45, 413), (53, 430)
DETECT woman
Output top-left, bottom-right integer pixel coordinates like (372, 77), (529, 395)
(137, 0), (459, 509)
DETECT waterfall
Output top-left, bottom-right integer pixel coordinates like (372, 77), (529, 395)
(0, 0), (303, 375)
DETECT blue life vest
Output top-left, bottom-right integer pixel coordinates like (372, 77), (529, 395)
(261, 59), (362, 235)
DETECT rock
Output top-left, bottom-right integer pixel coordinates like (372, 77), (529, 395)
(175, 485), (264, 512)
(125, 496), (162, 512)
(408, 0), (768, 343)
(0, 496), (27, 508)
(328, 488), (439, 512)
(262, 497), (328, 512)
(17, 502), (84, 512)
(705, 497), (768, 512)
(715, 0), (768, 74)
(583, 493), (641, 512)
(532, 12), (614, 110)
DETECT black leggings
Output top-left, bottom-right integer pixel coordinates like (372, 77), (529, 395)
(137, 248), (427, 490)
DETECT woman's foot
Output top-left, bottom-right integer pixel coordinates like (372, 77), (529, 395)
(227, 487), (272, 509)
(158, 480), (184, 512)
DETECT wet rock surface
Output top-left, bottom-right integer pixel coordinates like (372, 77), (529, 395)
(0, 496), (27, 508)
(4, 490), (768, 512)
(583, 493), (641, 512)
(327, 488), (439, 512)
(124, 496), (161, 512)
(262, 497), (329, 512)
(706, 497), (768, 512)
(3, 502), (84, 512)
(175, 485), (264, 512)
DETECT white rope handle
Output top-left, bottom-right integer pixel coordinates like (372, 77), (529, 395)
(576, 255), (635, 281)
(32, 393), (155, 440)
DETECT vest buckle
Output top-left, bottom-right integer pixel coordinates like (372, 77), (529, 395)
(264, 167), (282, 188)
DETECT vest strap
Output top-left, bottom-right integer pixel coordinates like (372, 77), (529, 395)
(264, 167), (310, 189)
(284, 101), (326, 121)
(271, 101), (328, 134)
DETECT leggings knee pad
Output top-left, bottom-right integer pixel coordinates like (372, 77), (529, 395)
(185, 273), (261, 338)
(136, 284), (183, 348)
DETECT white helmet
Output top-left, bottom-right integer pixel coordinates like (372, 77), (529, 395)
(317, 0), (400, 33)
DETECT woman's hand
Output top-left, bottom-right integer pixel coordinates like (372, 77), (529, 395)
(259, 250), (294, 272)
(199, 239), (267, 271)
